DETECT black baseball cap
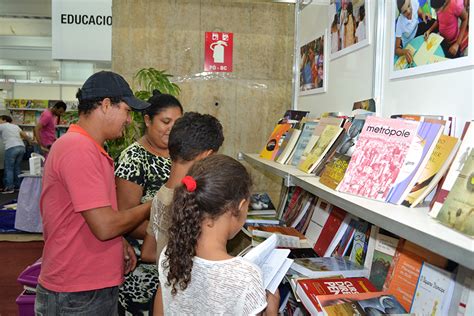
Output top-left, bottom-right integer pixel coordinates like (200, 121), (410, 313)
(79, 71), (150, 111)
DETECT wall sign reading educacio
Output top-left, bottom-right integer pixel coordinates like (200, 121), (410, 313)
(52, 0), (112, 61)
(60, 14), (112, 26)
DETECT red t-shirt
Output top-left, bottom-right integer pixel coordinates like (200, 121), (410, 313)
(38, 109), (57, 147)
(39, 124), (123, 292)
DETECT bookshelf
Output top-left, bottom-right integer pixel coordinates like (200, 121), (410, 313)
(243, 153), (474, 270)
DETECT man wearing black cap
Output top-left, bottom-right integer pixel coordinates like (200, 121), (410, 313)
(36, 71), (151, 315)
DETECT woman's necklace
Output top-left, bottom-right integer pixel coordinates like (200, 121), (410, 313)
(143, 135), (168, 157)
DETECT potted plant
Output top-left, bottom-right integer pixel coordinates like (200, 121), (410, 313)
(106, 68), (181, 159)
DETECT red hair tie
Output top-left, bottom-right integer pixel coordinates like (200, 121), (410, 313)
(181, 176), (197, 192)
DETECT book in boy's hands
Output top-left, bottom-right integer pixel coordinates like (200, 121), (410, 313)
(291, 256), (369, 279)
(248, 193), (276, 216)
(296, 277), (377, 315)
(337, 116), (420, 201)
(318, 292), (406, 315)
(410, 262), (455, 316)
(243, 234), (293, 294)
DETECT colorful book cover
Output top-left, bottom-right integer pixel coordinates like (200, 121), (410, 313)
(410, 262), (455, 316)
(276, 128), (302, 164)
(383, 243), (424, 311)
(386, 121), (443, 204)
(298, 125), (343, 173)
(313, 206), (347, 257)
(337, 116), (420, 201)
(290, 121), (318, 166)
(368, 232), (400, 291)
(318, 292), (406, 315)
(348, 221), (370, 266)
(431, 122), (474, 217)
(435, 149), (474, 237)
(278, 110), (310, 124)
(259, 123), (292, 160)
(403, 135), (460, 207)
(296, 277), (377, 315)
(320, 115), (368, 189)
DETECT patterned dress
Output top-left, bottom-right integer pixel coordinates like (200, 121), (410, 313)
(115, 142), (171, 316)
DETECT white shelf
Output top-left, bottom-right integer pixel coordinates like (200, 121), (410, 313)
(8, 108), (46, 111)
(243, 153), (474, 270)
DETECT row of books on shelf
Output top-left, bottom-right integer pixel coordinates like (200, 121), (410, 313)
(9, 109), (78, 127)
(235, 191), (473, 315)
(5, 99), (78, 110)
(258, 104), (473, 237)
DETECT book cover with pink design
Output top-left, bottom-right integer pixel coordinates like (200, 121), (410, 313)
(336, 116), (420, 201)
(386, 121), (443, 204)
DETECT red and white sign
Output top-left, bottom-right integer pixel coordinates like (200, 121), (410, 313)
(204, 32), (233, 72)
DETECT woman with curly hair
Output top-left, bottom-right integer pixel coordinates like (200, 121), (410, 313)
(155, 154), (279, 315)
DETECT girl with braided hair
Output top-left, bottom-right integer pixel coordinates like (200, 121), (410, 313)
(155, 154), (279, 315)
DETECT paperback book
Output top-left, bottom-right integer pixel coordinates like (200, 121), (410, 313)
(290, 120), (319, 166)
(248, 192), (276, 216)
(431, 122), (474, 217)
(260, 123), (292, 160)
(386, 121), (443, 204)
(296, 277), (377, 315)
(318, 292), (406, 315)
(291, 256), (369, 279)
(337, 116), (420, 201)
(410, 262), (455, 316)
(243, 234), (293, 294)
(402, 135), (460, 207)
(435, 149), (474, 237)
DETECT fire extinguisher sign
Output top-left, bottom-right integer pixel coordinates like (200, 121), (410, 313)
(204, 32), (233, 72)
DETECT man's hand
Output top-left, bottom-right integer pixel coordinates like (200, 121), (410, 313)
(123, 238), (137, 275)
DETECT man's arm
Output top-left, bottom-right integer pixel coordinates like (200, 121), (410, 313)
(33, 122), (42, 145)
(81, 200), (152, 241)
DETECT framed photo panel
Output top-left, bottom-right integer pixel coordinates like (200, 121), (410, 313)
(299, 29), (328, 96)
(328, 0), (371, 60)
(390, 0), (473, 79)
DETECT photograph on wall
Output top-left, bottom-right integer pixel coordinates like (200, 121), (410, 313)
(299, 30), (328, 96)
(390, 0), (473, 79)
(328, 0), (371, 60)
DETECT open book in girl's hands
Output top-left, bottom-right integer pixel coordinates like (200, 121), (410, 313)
(243, 234), (293, 294)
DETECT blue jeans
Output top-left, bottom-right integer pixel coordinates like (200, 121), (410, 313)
(35, 284), (119, 316)
(4, 145), (25, 190)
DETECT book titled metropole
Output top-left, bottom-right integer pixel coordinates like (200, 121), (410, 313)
(337, 116), (420, 201)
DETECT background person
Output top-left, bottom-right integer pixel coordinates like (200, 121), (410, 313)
(155, 154), (280, 315)
(115, 90), (183, 316)
(35, 71), (152, 315)
(0, 115), (31, 193)
(34, 101), (67, 155)
(425, 0), (469, 58)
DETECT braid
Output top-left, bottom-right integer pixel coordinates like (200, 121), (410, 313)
(164, 186), (203, 295)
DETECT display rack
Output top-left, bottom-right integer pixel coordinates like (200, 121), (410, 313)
(243, 153), (474, 270)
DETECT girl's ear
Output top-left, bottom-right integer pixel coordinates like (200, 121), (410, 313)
(238, 198), (248, 212)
